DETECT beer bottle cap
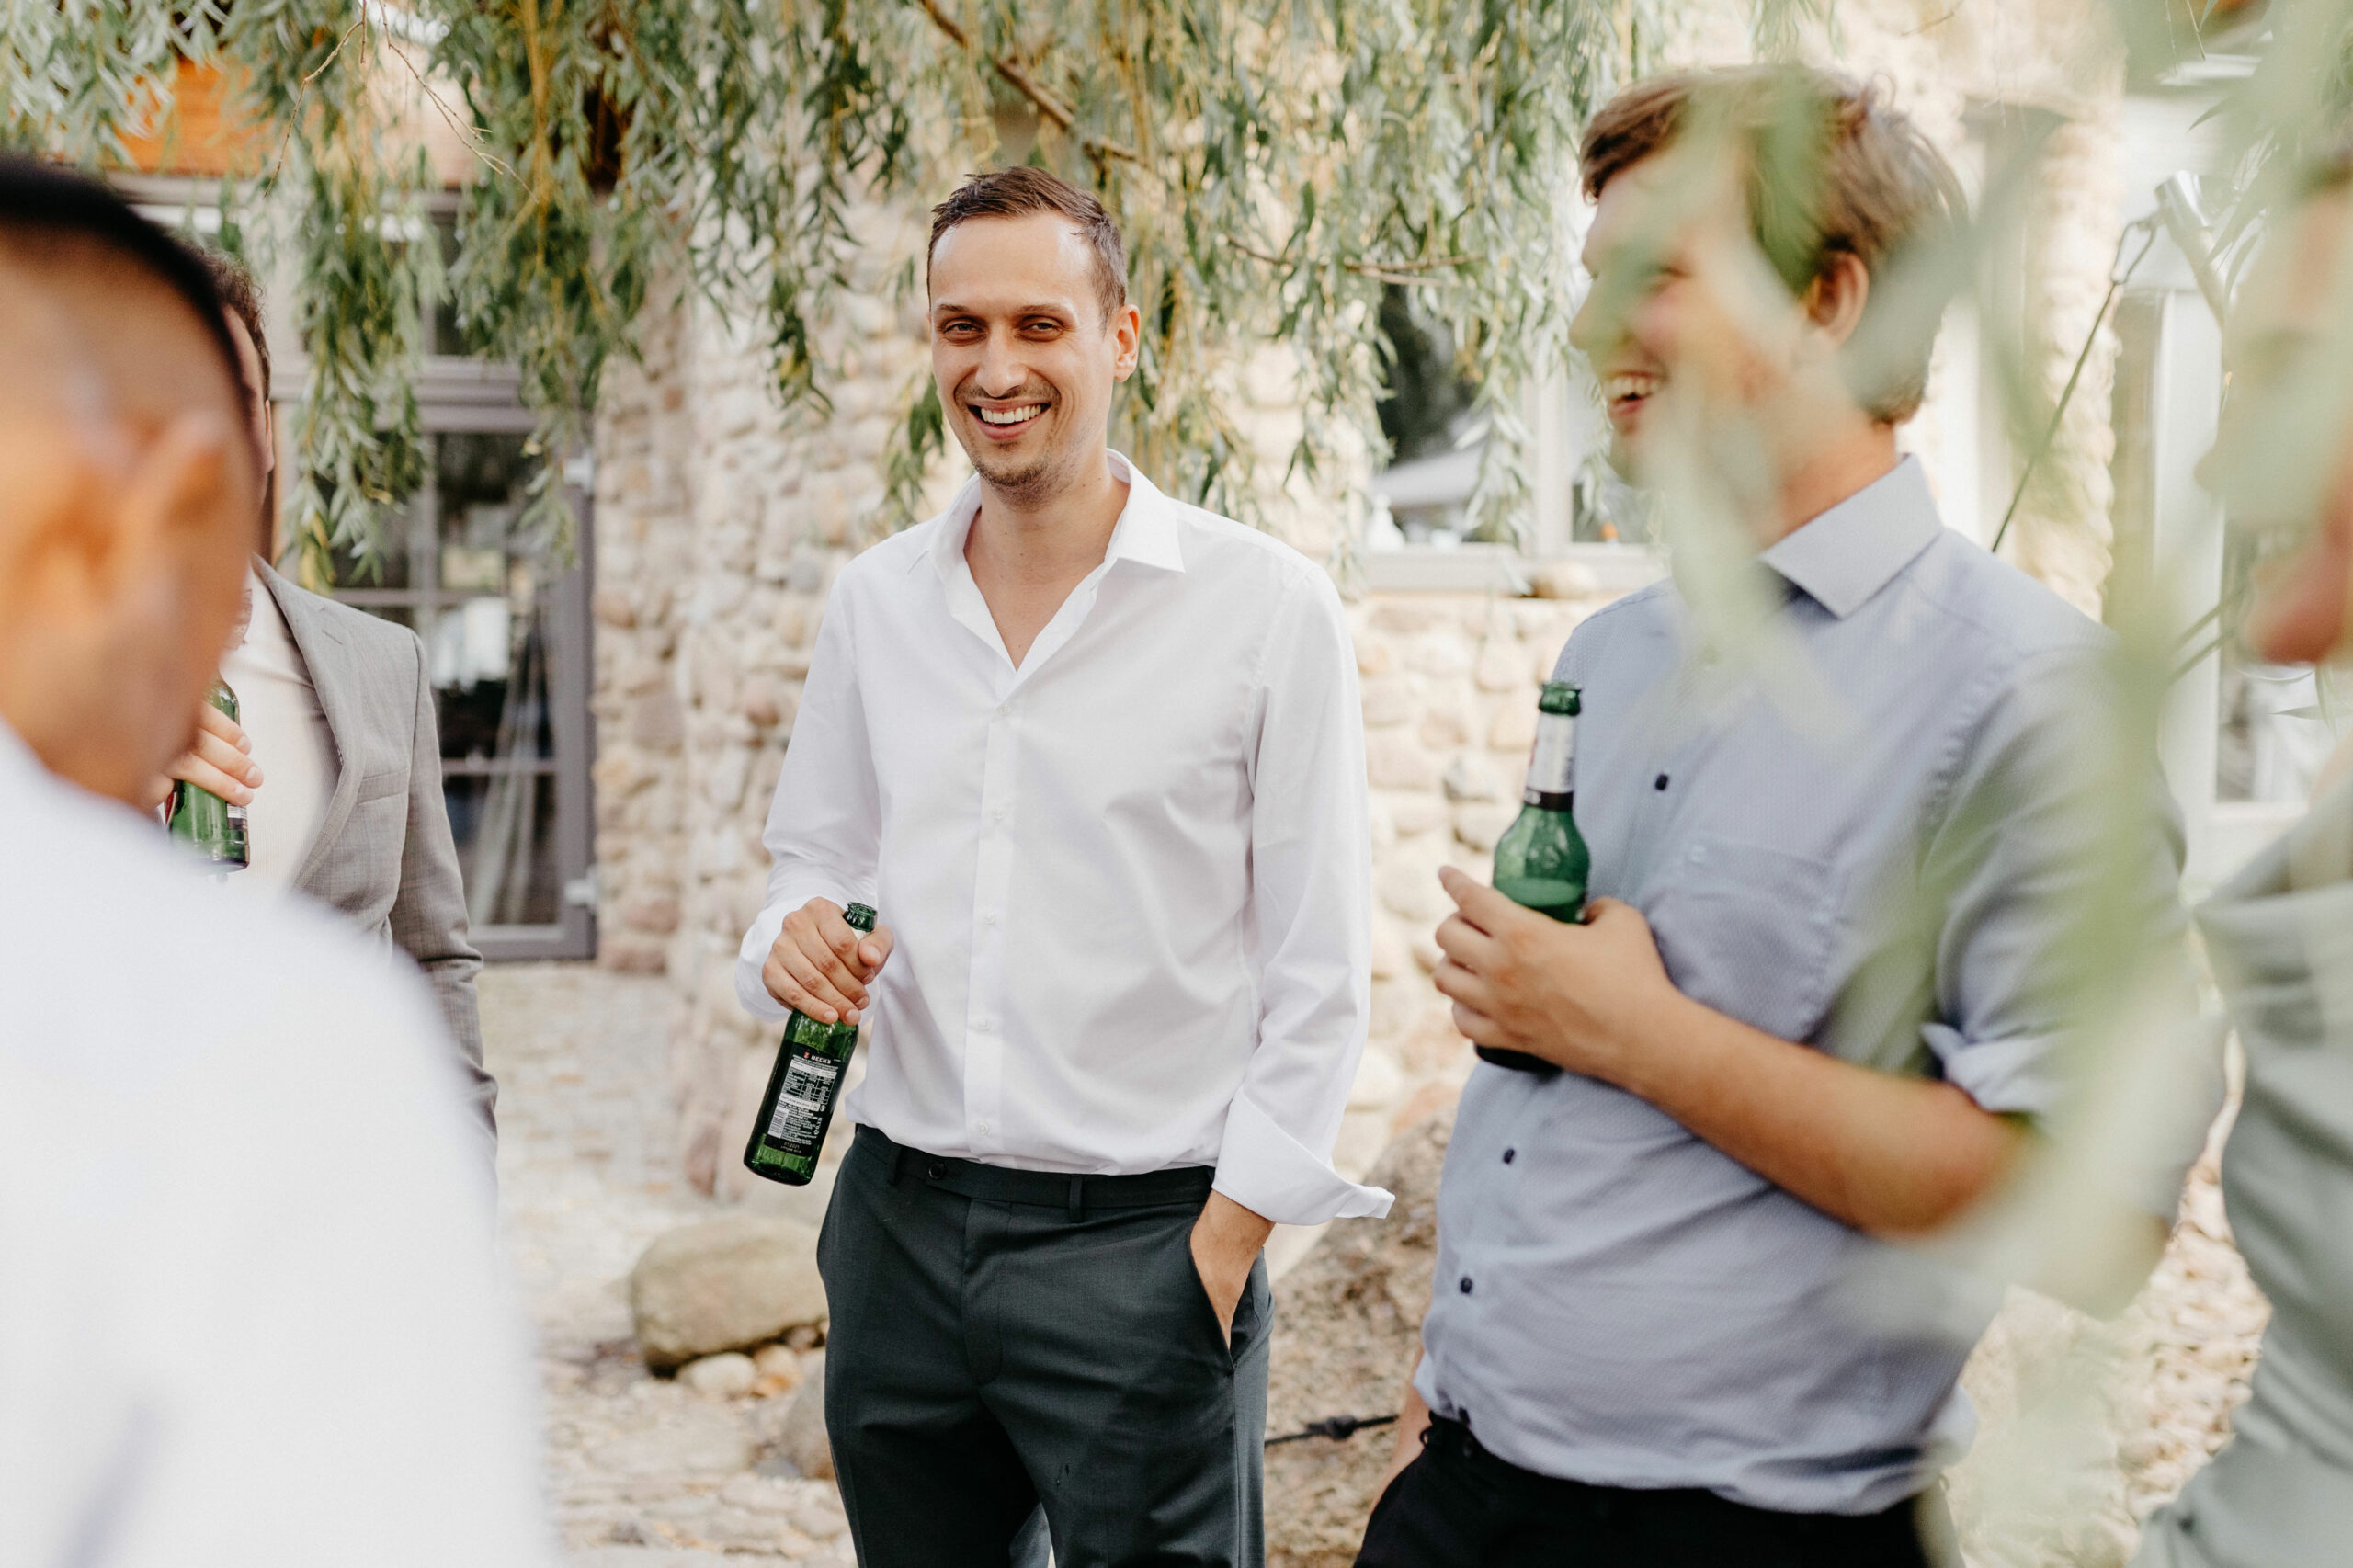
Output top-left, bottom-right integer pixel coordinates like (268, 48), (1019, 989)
(1537, 682), (1581, 717)
(844, 903), (879, 932)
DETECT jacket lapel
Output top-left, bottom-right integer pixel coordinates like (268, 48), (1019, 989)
(259, 561), (361, 894)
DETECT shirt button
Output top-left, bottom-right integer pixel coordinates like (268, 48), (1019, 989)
(1502, 1148), (1517, 1165)
(996, 702), (1011, 718)
(1459, 1276), (1474, 1295)
(976, 1119), (991, 1135)
(1654, 773), (1670, 790)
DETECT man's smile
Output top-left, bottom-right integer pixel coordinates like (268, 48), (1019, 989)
(1602, 370), (1660, 430)
(971, 400), (1049, 438)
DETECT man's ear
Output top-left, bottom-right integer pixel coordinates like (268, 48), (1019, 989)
(1802, 251), (1871, 348)
(1110, 300), (1143, 382)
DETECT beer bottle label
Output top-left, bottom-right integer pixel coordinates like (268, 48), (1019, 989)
(765, 1050), (841, 1151)
(1524, 712), (1575, 810)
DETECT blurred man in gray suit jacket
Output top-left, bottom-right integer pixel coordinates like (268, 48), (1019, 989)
(154, 251), (493, 1139)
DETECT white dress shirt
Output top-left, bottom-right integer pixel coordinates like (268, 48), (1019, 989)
(221, 565), (336, 886)
(735, 454), (1391, 1227)
(0, 724), (551, 1568)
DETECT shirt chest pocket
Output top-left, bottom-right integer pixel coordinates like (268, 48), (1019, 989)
(1643, 835), (1842, 1045)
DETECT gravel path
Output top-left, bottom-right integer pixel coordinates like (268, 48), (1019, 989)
(485, 963), (851, 1564)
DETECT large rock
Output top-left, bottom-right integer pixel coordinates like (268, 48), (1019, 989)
(629, 1214), (826, 1371)
(1267, 1110), (1451, 1568)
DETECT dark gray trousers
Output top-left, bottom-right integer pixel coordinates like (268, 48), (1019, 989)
(818, 1125), (1272, 1568)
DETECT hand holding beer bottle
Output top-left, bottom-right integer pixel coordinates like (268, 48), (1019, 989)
(747, 902), (883, 1186)
(1482, 681), (1591, 1075)
(165, 679), (252, 873)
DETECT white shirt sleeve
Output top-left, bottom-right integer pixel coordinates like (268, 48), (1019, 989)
(735, 579), (882, 1022)
(1211, 573), (1394, 1226)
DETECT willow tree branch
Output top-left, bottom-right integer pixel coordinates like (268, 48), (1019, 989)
(913, 0), (1140, 165)
(1227, 235), (1475, 286)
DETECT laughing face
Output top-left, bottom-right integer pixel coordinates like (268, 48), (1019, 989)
(1568, 150), (1838, 479)
(928, 211), (1141, 506)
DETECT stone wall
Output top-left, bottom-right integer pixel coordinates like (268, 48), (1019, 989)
(588, 199), (943, 1196)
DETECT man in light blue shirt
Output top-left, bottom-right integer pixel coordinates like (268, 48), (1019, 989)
(1359, 67), (2201, 1568)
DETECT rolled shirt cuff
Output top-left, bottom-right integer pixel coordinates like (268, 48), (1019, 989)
(1920, 1022), (2065, 1121)
(1212, 1090), (1393, 1226)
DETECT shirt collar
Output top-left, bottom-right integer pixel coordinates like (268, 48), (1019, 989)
(917, 449), (1186, 580)
(1756, 455), (1943, 619)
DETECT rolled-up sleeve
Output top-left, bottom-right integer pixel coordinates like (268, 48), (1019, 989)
(1920, 642), (2216, 1212)
(1212, 573), (1392, 1226)
(734, 581), (881, 1023)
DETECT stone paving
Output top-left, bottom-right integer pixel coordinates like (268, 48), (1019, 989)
(487, 960), (2268, 1568)
(485, 963), (851, 1565)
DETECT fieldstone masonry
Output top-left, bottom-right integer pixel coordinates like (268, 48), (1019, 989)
(589, 200), (940, 1195)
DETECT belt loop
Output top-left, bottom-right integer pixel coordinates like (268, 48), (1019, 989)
(1067, 1176), (1085, 1221)
(886, 1142), (905, 1186)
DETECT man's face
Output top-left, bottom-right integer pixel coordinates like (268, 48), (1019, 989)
(2202, 188), (2353, 665)
(928, 212), (1141, 504)
(1568, 151), (1835, 477)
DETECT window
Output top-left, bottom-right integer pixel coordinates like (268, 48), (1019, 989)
(1362, 286), (1659, 592)
(302, 197), (599, 960)
(326, 426), (598, 960)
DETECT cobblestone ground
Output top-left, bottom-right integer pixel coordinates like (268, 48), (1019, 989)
(485, 963), (852, 1567)
(486, 962), (2266, 1568)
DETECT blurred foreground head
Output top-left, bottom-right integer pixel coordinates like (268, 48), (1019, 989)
(2205, 152), (2353, 665)
(1570, 66), (1964, 481)
(0, 159), (256, 804)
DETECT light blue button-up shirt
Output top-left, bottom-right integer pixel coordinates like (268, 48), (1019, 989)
(1415, 458), (2191, 1514)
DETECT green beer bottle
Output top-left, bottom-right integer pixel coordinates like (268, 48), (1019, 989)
(1482, 681), (1590, 1075)
(167, 679), (249, 873)
(744, 903), (880, 1186)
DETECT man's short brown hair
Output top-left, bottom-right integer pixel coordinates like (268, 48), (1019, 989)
(1580, 66), (1966, 424)
(927, 166), (1129, 320)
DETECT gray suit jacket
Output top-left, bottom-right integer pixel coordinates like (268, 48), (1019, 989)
(259, 562), (495, 1137)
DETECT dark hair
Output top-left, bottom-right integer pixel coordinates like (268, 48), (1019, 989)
(198, 245), (270, 403)
(0, 154), (245, 404)
(927, 166), (1129, 320)
(197, 245), (279, 554)
(1580, 66), (1966, 424)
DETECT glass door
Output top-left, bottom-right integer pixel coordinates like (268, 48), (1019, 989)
(328, 428), (597, 960)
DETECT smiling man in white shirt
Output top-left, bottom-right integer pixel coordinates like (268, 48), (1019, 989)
(736, 165), (1389, 1567)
